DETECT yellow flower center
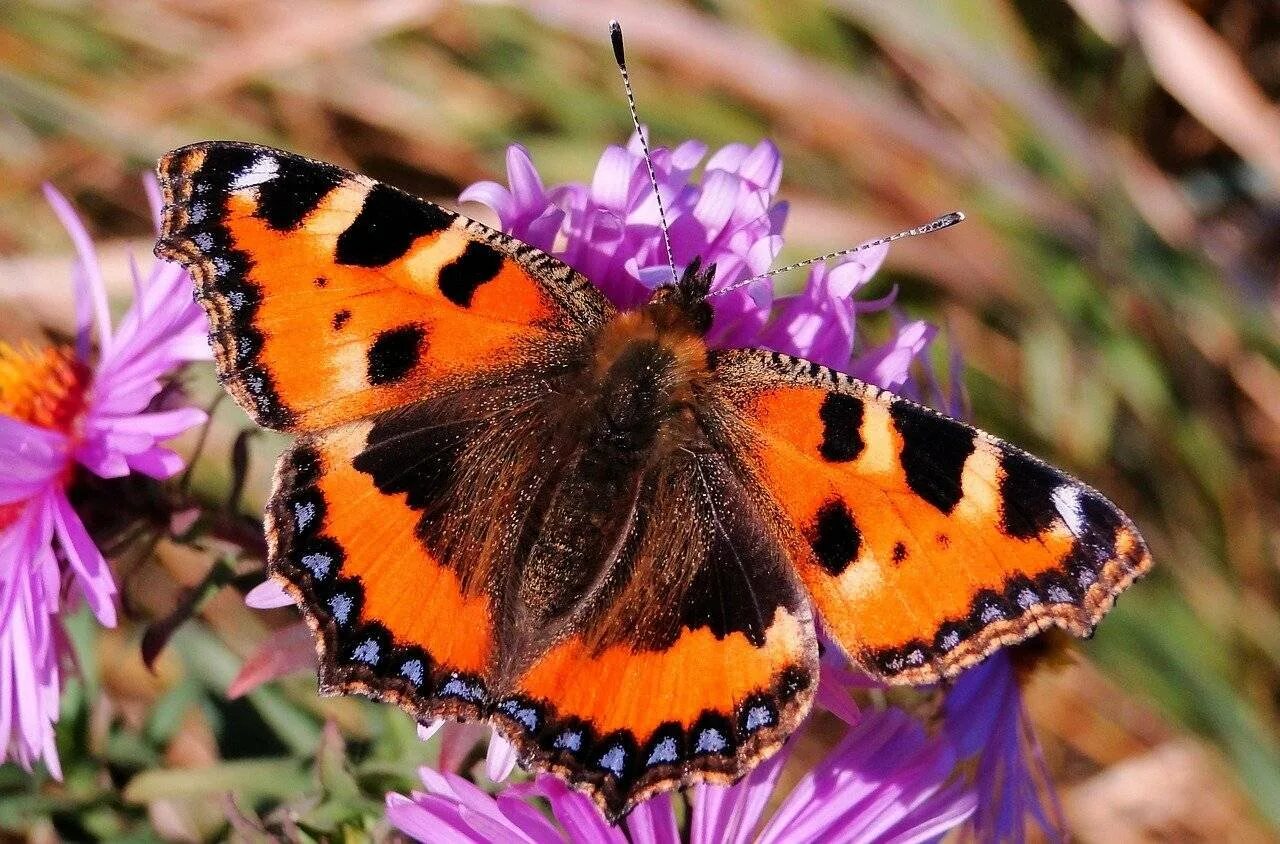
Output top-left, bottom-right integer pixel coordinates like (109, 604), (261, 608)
(0, 342), (89, 434)
(0, 342), (89, 531)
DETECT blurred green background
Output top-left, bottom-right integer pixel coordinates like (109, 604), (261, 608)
(1, 0), (1278, 840)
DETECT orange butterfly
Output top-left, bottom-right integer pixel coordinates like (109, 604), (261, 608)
(154, 46), (1150, 811)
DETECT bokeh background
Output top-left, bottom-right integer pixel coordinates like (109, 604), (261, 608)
(1, 0), (1279, 840)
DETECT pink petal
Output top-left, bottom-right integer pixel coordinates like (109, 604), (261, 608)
(692, 170), (742, 236)
(385, 792), (482, 844)
(104, 407), (206, 438)
(123, 447), (186, 480)
(244, 579), (294, 609)
(493, 794), (565, 844)
(705, 142), (751, 174)
(142, 172), (165, 236)
(532, 777), (627, 844)
(42, 183), (112, 358)
(437, 722), (489, 773)
(485, 732), (518, 782)
(49, 490), (116, 627)
(0, 418), (68, 500)
(692, 783), (732, 844)
(505, 143), (547, 208)
(226, 622), (315, 698)
(592, 145), (639, 211)
(459, 181), (514, 223)
(627, 792), (680, 844)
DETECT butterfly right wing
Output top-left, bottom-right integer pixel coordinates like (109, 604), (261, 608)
(156, 141), (611, 432)
(711, 348), (1151, 686)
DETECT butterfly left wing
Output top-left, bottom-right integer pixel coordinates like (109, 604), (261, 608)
(155, 141), (611, 432)
(711, 348), (1152, 685)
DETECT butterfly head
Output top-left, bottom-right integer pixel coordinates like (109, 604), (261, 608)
(646, 258), (716, 335)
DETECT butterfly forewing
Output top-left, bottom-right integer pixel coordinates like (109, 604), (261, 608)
(711, 348), (1152, 684)
(154, 141), (611, 432)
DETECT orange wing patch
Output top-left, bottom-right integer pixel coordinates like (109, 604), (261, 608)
(714, 349), (1152, 685)
(494, 609), (815, 820)
(265, 422), (496, 720)
(155, 142), (609, 432)
(482, 450), (820, 822)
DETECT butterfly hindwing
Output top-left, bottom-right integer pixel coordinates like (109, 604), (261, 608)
(494, 450), (818, 820)
(712, 348), (1152, 685)
(155, 141), (611, 432)
(265, 360), (579, 720)
(268, 420), (498, 720)
(267, 343), (818, 820)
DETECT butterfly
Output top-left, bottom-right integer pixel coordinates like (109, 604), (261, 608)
(153, 140), (1150, 820)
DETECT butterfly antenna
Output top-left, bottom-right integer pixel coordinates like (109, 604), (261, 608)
(709, 211), (966, 297)
(611, 20), (679, 286)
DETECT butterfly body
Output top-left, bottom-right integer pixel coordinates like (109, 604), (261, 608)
(155, 141), (1151, 820)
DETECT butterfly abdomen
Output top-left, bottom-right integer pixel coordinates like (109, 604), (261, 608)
(500, 307), (717, 661)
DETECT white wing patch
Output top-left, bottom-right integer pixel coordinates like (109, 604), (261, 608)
(1051, 484), (1087, 536)
(229, 155), (280, 191)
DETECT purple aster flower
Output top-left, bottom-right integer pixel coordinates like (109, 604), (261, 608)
(300, 133), (1082, 843)
(386, 704), (975, 843)
(460, 136), (919, 375)
(0, 178), (208, 775)
(944, 652), (1066, 842)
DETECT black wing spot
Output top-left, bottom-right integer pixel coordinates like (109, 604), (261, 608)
(332, 309), (351, 331)
(807, 499), (861, 576)
(367, 324), (426, 386)
(254, 156), (344, 231)
(335, 184), (454, 267)
(891, 542), (908, 564)
(439, 241), (505, 307)
(818, 392), (865, 462)
(890, 401), (975, 514)
(998, 445), (1064, 539)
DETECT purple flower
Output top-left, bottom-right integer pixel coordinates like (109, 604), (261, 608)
(944, 652), (1066, 842)
(461, 137), (918, 377)
(0, 178), (208, 775)
(387, 703), (975, 843)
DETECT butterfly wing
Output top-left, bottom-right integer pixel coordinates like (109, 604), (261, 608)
(712, 348), (1152, 685)
(266, 359), (578, 724)
(493, 449), (818, 820)
(155, 141), (611, 431)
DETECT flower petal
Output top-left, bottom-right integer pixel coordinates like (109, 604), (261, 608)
(42, 184), (112, 358)
(626, 792), (680, 844)
(226, 622), (315, 698)
(244, 579), (294, 609)
(529, 776), (627, 844)
(0, 420), (66, 504)
(485, 732), (519, 782)
(49, 489), (116, 627)
(385, 792), (483, 844)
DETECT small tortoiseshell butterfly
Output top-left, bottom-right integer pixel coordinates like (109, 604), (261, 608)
(154, 38), (1149, 819)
